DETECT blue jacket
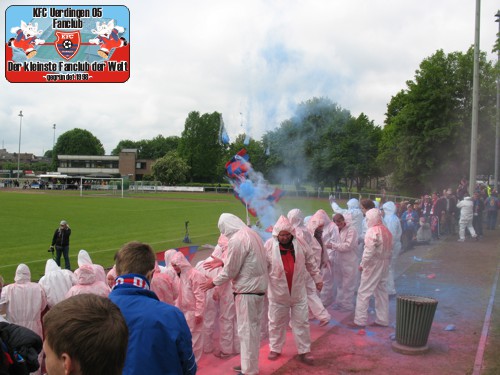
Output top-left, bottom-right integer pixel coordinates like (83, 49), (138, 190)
(109, 278), (197, 375)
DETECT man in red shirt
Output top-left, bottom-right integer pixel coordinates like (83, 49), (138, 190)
(264, 215), (323, 365)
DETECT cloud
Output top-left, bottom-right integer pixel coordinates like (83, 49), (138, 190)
(0, 0), (498, 156)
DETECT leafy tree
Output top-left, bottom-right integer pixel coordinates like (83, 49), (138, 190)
(139, 135), (180, 159)
(379, 48), (497, 194)
(52, 128), (105, 170)
(262, 97), (378, 190)
(54, 128), (105, 156)
(111, 136), (180, 159)
(152, 151), (190, 185)
(111, 140), (138, 155)
(178, 111), (226, 182)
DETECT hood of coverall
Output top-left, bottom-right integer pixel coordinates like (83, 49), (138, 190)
(44, 259), (60, 274)
(347, 198), (360, 210)
(218, 213), (246, 239)
(272, 215), (296, 239)
(164, 249), (177, 267)
(382, 201), (397, 216)
(210, 234), (228, 259)
(343, 212), (354, 227)
(14, 263), (31, 283)
(77, 249), (93, 267)
(306, 209), (329, 233)
(77, 264), (96, 285)
(366, 208), (383, 228)
(287, 208), (304, 229)
(171, 252), (192, 273)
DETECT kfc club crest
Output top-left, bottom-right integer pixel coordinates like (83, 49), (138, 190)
(55, 30), (81, 60)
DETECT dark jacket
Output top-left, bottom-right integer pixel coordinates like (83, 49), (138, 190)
(0, 322), (42, 374)
(51, 227), (71, 247)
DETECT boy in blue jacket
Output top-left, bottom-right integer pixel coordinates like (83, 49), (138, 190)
(109, 241), (197, 375)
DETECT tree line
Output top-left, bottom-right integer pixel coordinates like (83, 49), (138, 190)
(42, 47), (498, 196)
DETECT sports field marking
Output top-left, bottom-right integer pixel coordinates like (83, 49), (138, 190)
(472, 261), (500, 375)
(0, 232), (219, 269)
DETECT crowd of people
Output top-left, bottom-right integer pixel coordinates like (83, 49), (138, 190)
(0, 179), (498, 375)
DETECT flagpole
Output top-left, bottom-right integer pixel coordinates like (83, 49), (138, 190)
(245, 202), (250, 226)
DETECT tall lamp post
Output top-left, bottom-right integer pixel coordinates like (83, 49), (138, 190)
(53, 124), (56, 150)
(495, 10), (500, 191)
(16, 110), (23, 180)
(469, 0), (480, 195)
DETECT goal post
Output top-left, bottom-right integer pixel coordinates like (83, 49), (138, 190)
(79, 177), (124, 198)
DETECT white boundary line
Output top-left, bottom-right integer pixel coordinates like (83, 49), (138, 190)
(0, 233), (219, 269)
(472, 261), (500, 375)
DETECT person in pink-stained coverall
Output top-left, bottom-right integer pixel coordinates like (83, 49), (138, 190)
(0, 263), (47, 375)
(200, 213), (268, 375)
(202, 234), (240, 358)
(171, 251), (207, 364)
(327, 213), (359, 312)
(265, 215), (323, 365)
(75, 249), (107, 284)
(307, 209), (339, 308)
(65, 264), (110, 298)
(351, 208), (393, 328)
(287, 208), (331, 326)
(151, 261), (178, 305)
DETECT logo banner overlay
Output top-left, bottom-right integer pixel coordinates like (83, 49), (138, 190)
(5, 5), (130, 83)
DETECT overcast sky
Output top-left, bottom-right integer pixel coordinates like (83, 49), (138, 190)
(1, 0), (499, 157)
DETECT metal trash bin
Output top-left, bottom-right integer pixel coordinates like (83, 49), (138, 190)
(392, 295), (438, 355)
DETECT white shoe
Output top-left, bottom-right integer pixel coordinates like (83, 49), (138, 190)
(457, 238), (465, 242)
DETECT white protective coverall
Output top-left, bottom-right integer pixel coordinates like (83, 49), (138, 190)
(163, 249), (180, 293)
(287, 209), (331, 323)
(0, 264), (47, 375)
(65, 264), (110, 298)
(457, 196), (477, 241)
(210, 234), (240, 356)
(38, 259), (75, 308)
(354, 208), (393, 326)
(382, 201), (403, 295)
(331, 198), (364, 239)
(331, 198), (364, 257)
(171, 251), (207, 363)
(307, 209), (339, 307)
(75, 249), (107, 284)
(213, 213), (268, 375)
(328, 213), (359, 311)
(265, 215), (322, 355)
(151, 261), (178, 305)
(195, 246), (219, 354)
(0, 264), (47, 337)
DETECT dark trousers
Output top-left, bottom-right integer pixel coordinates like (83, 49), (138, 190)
(486, 211), (498, 230)
(56, 245), (71, 270)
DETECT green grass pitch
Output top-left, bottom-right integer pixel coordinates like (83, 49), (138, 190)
(0, 190), (330, 283)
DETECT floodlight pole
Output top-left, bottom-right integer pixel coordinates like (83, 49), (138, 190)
(17, 110), (23, 180)
(52, 124), (56, 150)
(469, 0), (480, 195)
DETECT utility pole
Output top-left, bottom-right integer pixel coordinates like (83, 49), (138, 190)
(469, 0), (480, 195)
(495, 10), (500, 191)
(16, 110), (23, 180)
(53, 124), (56, 150)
